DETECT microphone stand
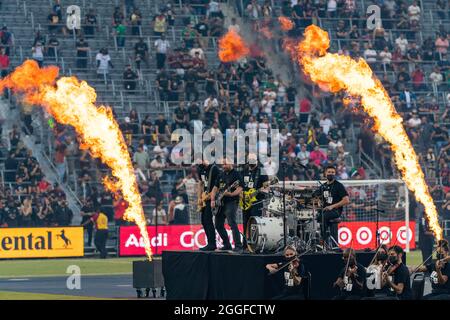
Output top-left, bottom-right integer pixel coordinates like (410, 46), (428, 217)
(282, 161), (287, 248)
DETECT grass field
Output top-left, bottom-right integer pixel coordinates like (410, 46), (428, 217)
(0, 291), (115, 300)
(0, 257), (140, 278)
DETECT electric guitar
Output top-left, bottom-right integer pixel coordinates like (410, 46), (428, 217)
(197, 191), (211, 212)
(239, 177), (279, 211)
(212, 181), (240, 216)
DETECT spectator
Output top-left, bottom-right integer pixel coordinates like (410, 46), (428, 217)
(113, 196), (127, 226)
(114, 22), (126, 48)
(0, 46), (9, 78)
(54, 144), (67, 182)
(133, 145), (149, 171)
(155, 34), (170, 70)
(54, 199), (73, 226)
(150, 154), (166, 179)
(182, 23), (198, 49)
(379, 46), (392, 69)
(395, 33), (409, 56)
(19, 197), (33, 227)
(435, 34), (449, 56)
(207, 0), (224, 19)
(96, 48), (113, 79)
(363, 42), (377, 67)
(80, 199), (94, 245)
(327, 0), (337, 18)
(411, 66), (426, 91)
(75, 38), (89, 69)
(150, 201), (168, 225)
(152, 12), (167, 37)
(48, 10), (66, 35)
(129, 8), (142, 36)
(0, 26), (13, 56)
(84, 8), (98, 38)
(123, 65), (138, 93)
(169, 196), (189, 225)
(319, 114), (333, 135)
(31, 42), (44, 67)
(408, 1), (421, 23)
(46, 33), (60, 58)
(112, 6), (124, 26)
(134, 37), (149, 69)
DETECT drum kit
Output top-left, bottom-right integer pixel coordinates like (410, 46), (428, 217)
(246, 184), (325, 254)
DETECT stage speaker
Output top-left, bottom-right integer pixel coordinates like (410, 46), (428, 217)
(132, 260), (164, 289)
(411, 272), (425, 300)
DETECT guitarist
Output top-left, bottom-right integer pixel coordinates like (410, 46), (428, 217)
(210, 158), (244, 252)
(242, 153), (268, 251)
(197, 158), (221, 251)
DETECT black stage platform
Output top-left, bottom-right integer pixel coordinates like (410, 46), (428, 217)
(162, 250), (390, 300)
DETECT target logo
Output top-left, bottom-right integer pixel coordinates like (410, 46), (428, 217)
(396, 226), (413, 245)
(378, 227), (392, 244)
(356, 227), (373, 245)
(338, 227), (352, 246)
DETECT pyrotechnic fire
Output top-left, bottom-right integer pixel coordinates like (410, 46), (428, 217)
(278, 16), (294, 31)
(0, 60), (153, 259)
(297, 25), (442, 239)
(218, 29), (250, 62)
(260, 26), (273, 39)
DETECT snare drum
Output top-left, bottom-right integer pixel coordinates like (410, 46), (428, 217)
(246, 216), (284, 253)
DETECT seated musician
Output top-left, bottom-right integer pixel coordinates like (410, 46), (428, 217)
(266, 246), (307, 300)
(364, 245), (390, 299)
(413, 239), (450, 300)
(332, 248), (367, 300)
(381, 245), (412, 300)
(316, 165), (350, 245)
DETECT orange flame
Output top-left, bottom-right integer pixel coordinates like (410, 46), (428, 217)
(260, 26), (273, 39)
(218, 29), (250, 62)
(297, 25), (442, 240)
(0, 60), (153, 259)
(278, 16), (294, 31)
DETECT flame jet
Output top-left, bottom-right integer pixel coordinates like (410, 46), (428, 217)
(0, 60), (153, 259)
(296, 25), (442, 240)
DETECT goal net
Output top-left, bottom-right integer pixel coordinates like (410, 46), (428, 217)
(275, 179), (413, 251)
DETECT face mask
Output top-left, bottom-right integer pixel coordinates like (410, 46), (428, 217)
(326, 174), (335, 181)
(436, 253), (444, 260)
(377, 252), (388, 261)
(388, 255), (398, 265)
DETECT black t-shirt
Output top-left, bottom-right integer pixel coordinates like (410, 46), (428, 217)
(157, 74), (170, 90)
(277, 260), (307, 295)
(135, 42), (148, 56)
(154, 119), (168, 134)
(387, 263), (412, 300)
(195, 22), (209, 36)
(321, 180), (348, 214)
(76, 41), (89, 57)
(242, 165), (268, 194)
(338, 262), (367, 296)
(426, 261), (450, 294)
(188, 104), (201, 120)
(214, 168), (243, 202)
(174, 107), (187, 122)
(123, 70), (137, 80)
(198, 164), (220, 193)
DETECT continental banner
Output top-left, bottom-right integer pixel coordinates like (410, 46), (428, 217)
(0, 227), (84, 259)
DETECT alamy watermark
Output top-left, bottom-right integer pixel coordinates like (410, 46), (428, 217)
(66, 265), (81, 290)
(170, 122), (280, 175)
(367, 5), (382, 30)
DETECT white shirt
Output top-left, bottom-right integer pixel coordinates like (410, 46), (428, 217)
(379, 51), (392, 63)
(204, 97), (219, 108)
(327, 0), (337, 12)
(96, 53), (110, 73)
(329, 140), (343, 150)
(430, 72), (443, 84)
(408, 117), (421, 128)
(32, 45), (44, 60)
(319, 118), (333, 134)
(155, 39), (170, 54)
(395, 37), (408, 55)
(364, 49), (377, 62)
(297, 150), (310, 166)
(408, 5), (421, 20)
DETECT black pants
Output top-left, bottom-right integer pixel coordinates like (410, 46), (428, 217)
(94, 229), (108, 259)
(317, 209), (340, 241)
(201, 201), (216, 248)
(243, 201), (263, 248)
(215, 200), (242, 248)
(156, 53), (166, 69)
(419, 236), (434, 262)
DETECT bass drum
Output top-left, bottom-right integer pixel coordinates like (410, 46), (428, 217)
(246, 216), (284, 253)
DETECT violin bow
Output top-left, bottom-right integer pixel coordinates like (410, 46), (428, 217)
(268, 248), (311, 276)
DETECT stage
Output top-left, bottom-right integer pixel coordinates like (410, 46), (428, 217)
(162, 250), (384, 300)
